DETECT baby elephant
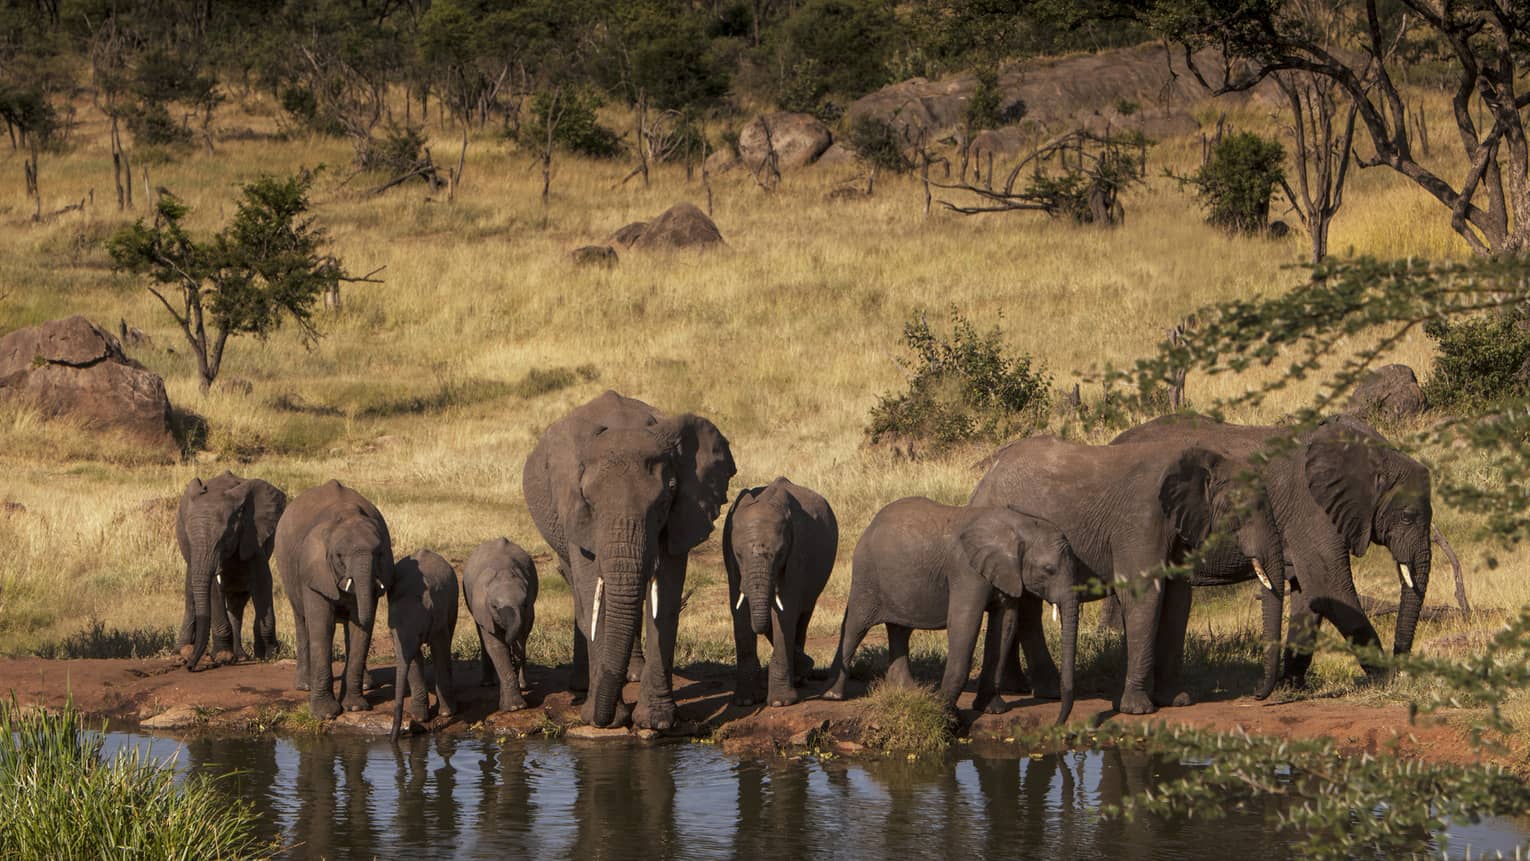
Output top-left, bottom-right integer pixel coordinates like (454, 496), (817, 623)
(825, 498), (1085, 723)
(389, 549), (459, 740)
(462, 537), (538, 713)
(724, 477), (838, 707)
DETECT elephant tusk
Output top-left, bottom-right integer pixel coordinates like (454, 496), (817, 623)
(1051, 603), (1059, 623)
(774, 590), (784, 612)
(215, 574), (222, 586)
(1153, 578), (1162, 594)
(651, 579), (660, 621)
(734, 593), (746, 611)
(342, 577), (353, 593)
(1252, 559), (1273, 592)
(591, 577), (604, 641)
(1399, 563), (1414, 591)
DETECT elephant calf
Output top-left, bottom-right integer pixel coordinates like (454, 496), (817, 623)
(389, 549), (460, 740)
(463, 537), (538, 714)
(825, 498), (1086, 722)
(724, 477), (838, 708)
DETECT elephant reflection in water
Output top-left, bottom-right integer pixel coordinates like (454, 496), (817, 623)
(476, 744), (537, 855)
(733, 759), (813, 859)
(291, 739), (381, 860)
(183, 735), (283, 852)
(391, 736), (461, 851)
(571, 746), (678, 860)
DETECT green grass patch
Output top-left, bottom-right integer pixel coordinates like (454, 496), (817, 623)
(859, 682), (954, 757)
(31, 620), (177, 660)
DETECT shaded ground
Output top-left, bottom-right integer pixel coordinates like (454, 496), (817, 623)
(0, 654), (1492, 767)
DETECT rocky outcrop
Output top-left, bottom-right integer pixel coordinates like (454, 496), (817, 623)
(1346, 364), (1428, 421)
(608, 203), (724, 252)
(738, 112), (834, 172)
(0, 315), (176, 450)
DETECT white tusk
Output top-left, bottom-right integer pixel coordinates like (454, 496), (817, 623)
(774, 592), (784, 612)
(1252, 559), (1273, 592)
(651, 579), (660, 621)
(1051, 603), (1059, 623)
(1153, 578), (1162, 594)
(215, 574), (222, 586)
(591, 577), (604, 641)
(734, 593), (745, 611)
(1399, 563), (1414, 590)
(342, 577), (353, 592)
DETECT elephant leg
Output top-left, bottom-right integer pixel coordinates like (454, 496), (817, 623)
(225, 590), (251, 662)
(570, 627), (589, 699)
(885, 624), (916, 688)
(478, 629), (496, 687)
(634, 556), (685, 730)
(209, 584), (234, 665)
(793, 606), (821, 683)
(1311, 575), (1385, 680)
(340, 616), (373, 712)
(1150, 578), (1193, 708)
(972, 604), (1009, 715)
(482, 633), (526, 711)
(430, 631), (456, 718)
(1282, 595), (1321, 688)
(766, 603), (800, 707)
(251, 563), (277, 660)
(177, 574), (196, 658)
(628, 625), (646, 683)
(1117, 580), (1164, 716)
(304, 596), (341, 717)
(938, 586), (989, 712)
(1015, 594), (1057, 698)
(732, 592), (763, 707)
(406, 653), (429, 722)
(825, 602), (875, 701)
(292, 597), (312, 691)
(1096, 592), (1125, 633)
(995, 598), (1037, 695)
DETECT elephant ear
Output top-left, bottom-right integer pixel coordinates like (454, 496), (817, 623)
(1159, 448), (1224, 548)
(175, 478), (206, 561)
(661, 414), (736, 555)
(554, 428), (599, 556)
(1305, 421), (1382, 556)
(957, 508), (1027, 598)
(302, 530), (341, 602)
(237, 480), (287, 561)
(468, 577), (498, 631)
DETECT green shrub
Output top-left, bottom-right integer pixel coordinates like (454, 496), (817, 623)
(964, 68), (1022, 131)
(1423, 308), (1530, 411)
(0, 699), (275, 859)
(776, 0), (898, 99)
(868, 307), (1050, 449)
(125, 100), (192, 148)
(859, 683), (953, 756)
(1188, 131), (1286, 234)
(844, 115), (912, 174)
(358, 124), (427, 174)
(521, 88), (623, 159)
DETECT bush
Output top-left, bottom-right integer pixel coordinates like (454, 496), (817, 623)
(868, 307), (1051, 449)
(125, 100), (192, 148)
(358, 124), (427, 174)
(776, 0), (898, 99)
(1188, 131), (1286, 234)
(0, 699), (274, 859)
(859, 683), (953, 756)
(964, 68), (1023, 131)
(844, 115), (912, 174)
(521, 88), (623, 159)
(1423, 308), (1530, 411)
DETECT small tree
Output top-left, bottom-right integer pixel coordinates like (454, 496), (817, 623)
(1180, 131), (1286, 235)
(107, 173), (370, 390)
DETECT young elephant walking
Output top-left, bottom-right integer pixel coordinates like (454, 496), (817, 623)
(462, 537), (538, 714)
(825, 498), (1086, 722)
(724, 477), (838, 707)
(389, 549), (460, 740)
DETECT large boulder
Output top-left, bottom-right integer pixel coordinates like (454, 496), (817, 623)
(738, 113), (833, 172)
(1346, 364), (1428, 421)
(0, 315), (176, 450)
(611, 203), (724, 252)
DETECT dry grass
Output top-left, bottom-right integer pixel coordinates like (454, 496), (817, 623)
(0, 87), (1520, 725)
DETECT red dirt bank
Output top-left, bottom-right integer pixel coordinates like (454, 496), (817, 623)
(0, 655), (1495, 766)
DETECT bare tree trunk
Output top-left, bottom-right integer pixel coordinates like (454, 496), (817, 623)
(110, 115), (125, 211)
(702, 137), (713, 216)
(448, 127), (468, 202)
(636, 90), (649, 189)
(26, 136), (40, 222)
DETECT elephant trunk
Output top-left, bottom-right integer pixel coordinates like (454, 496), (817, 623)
(1254, 562), (1284, 699)
(390, 629), (412, 742)
(348, 556), (379, 633)
(745, 562), (773, 636)
(499, 607), (525, 663)
(1056, 589), (1078, 725)
(1392, 550), (1432, 657)
(185, 547), (220, 672)
(590, 521), (646, 727)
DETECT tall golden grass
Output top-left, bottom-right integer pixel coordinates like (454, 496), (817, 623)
(0, 87), (1515, 716)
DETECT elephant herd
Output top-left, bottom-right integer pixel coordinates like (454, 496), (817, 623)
(172, 390), (1435, 733)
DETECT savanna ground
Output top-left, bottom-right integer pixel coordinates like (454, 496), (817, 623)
(0, 82), (1521, 757)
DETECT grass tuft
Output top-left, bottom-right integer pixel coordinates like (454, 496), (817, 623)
(859, 682), (953, 757)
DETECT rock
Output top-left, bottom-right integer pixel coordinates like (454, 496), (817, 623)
(1346, 364), (1428, 421)
(571, 245), (619, 267)
(815, 142), (856, 167)
(0, 316), (176, 451)
(566, 724), (633, 741)
(216, 376), (254, 396)
(1267, 220), (1291, 238)
(629, 203), (724, 252)
(608, 221), (649, 249)
(704, 149), (740, 174)
(140, 705), (202, 730)
(738, 112), (834, 172)
(634, 728), (660, 741)
(118, 319), (153, 351)
(834, 740), (866, 754)
(331, 709), (397, 735)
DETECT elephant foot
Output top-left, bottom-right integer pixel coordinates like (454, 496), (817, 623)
(175, 644), (194, 664)
(1253, 677), (1278, 700)
(500, 694), (529, 713)
(633, 699), (676, 731)
(974, 693), (1009, 715)
(342, 693), (371, 712)
(311, 695), (343, 720)
(997, 670), (1033, 696)
(626, 656), (646, 683)
(768, 687), (800, 708)
(1154, 690), (1193, 708)
(1118, 688), (1158, 716)
(408, 703), (430, 723)
(822, 680), (847, 701)
(213, 649), (236, 665)
(579, 696), (632, 728)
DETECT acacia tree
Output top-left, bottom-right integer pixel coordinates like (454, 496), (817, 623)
(107, 173), (374, 390)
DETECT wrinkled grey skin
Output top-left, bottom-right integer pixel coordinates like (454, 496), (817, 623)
(1110, 414), (1433, 686)
(825, 498), (1087, 723)
(463, 537), (538, 714)
(971, 436), (1288, 715)
(724, 477), (838, 708)
(175, 471), (286, 671)
(389, 549), (460, 741)
(274, 480), (396, 720)
(522, 391), (735, 729)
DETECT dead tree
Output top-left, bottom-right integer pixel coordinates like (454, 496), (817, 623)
(750, 117), (781, 193)
(930, 130), (1148, 225)
(1274, 71), (1360, 264)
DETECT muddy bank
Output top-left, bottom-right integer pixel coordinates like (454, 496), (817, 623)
(0, 656), (1493, 766)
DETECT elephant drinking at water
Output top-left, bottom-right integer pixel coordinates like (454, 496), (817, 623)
(522, 391), (735, 729)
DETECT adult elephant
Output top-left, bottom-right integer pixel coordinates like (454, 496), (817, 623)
(971, 436), (1288, 714)
(522, 390), (735, 729)
(274, 480), (396, 719)
(1110, 414), (1433, 686)
(175, 471), (287, 671)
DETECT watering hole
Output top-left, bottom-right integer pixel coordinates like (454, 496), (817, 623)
(100, 732), (1527, 860)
